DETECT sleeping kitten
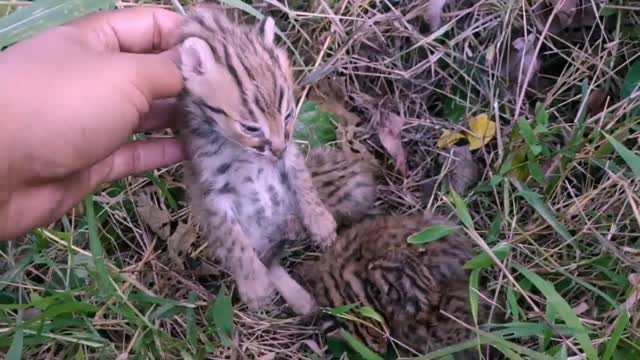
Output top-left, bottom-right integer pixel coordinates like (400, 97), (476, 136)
(294, 212), (505, 358)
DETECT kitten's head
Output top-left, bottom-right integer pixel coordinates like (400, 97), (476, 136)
(180, 7), (296, 158)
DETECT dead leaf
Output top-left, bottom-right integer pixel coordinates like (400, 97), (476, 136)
(625, 273), (640, 312)
(23, 308), (42, 321)
(549, 0), (577, 31)
(439, 145), (480, 194)
(467, 113), (497, 150)
(424, 0), (449, 32)
(538, 0), (594, 33)
(168, 222), (198, 270)
(436, 113), (497, 151)
(436, 130), (466, 149)
(136, 193), (171, 239)
(571, 301), (589, 315)
(587, 88), (608, 116)
(502, 33), (541, 89)
(376, 110), (409, 177)
(309, 78), (378, 167)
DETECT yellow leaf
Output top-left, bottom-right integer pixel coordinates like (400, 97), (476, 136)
(467, 113), (496, 150)
(437, 129), (466, 149)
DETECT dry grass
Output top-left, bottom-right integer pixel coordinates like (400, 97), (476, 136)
(1, 0), (640, 359)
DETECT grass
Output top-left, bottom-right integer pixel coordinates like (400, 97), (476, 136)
(1, 0), (640, 359)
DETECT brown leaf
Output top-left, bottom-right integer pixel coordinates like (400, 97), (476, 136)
(549, 0), (577, 31)
(310, 78), (378, 167)
(439, 145), (480, 194)
(503, 33), (541, 88)
(625, 273), (640, 314)
(168, 222), (198, 270)
(376, 110), (409, 177)
(588, 88), (608, 116)
(538, 0), (595, 33)
(136, 193), (171, 239)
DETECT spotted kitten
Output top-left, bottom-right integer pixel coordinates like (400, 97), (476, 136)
(177, 5), (376, 314)
(293, 213), (504, 358)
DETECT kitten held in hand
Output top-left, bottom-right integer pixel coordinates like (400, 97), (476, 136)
(177, 5), (376, 314)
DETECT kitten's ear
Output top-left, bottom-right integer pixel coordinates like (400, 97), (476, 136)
(257, 16), (276, 45)
(180, 37), (215, 79)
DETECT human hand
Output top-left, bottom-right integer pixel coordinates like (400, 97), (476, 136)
(0, 7), (186, 241)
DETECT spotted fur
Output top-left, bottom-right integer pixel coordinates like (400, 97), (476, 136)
(178, 5), (377, 314)
(293, 213), (505, 357)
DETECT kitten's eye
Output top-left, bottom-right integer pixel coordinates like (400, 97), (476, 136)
(241, 123), (262, 135)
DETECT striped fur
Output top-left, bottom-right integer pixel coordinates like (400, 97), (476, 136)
(306, 147), (378, 226)
(293, 213), (504, 358)
(179, 4), (295, 156)
(178, 5), (378, 314)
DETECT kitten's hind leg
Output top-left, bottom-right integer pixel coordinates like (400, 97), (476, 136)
(200, 207), (276, 312)
(268, 263), (317, 315)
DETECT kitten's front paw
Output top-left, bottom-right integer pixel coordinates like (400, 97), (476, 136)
(238, 270), (276, 311)
(307, 208), (337, 249)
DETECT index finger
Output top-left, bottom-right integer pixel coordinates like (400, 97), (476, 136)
(68, 7), (184, 53)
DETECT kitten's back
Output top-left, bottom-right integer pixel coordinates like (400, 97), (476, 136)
(294, 213), (504, 357)
(306, 147), (378, 226)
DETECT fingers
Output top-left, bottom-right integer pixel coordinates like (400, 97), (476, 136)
(93, 138), (185, 185)
(69, 7), (183, 53)
(123, 51), (184, 100)
(137, 98), (180, 132)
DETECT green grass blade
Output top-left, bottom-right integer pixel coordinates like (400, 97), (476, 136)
(7, 307), (24, 360)
(493, 342), (525, 360)
(341, 330), (384, 360)
(553, 345), (568, 360)
(469, 269), (480, 323)
(464, 244), (510, 270)
(330, 303), (359, 316)
(0, 0), (115, 49)
(487, 214), (503, 244)
(357, 306), (385, 325)
(84, 195), (114, 295)
(602, 310), (629, 360)
(515, 265), (597, 360)
(603, 132), (640, 177)
(518, 119), (542, 155)
(449, 190), (474, 230)
(507, 289), (521, 321)
(7, 328), (23, 360)
(145, 172), (178, 210)
(211, 286), (234, 347)
(421, 329), (555, 360)
(518, 186), (573, 242)
(186, 292), (198, 348)
(407, 225), (459, 244)
(621, 60), (640, 99)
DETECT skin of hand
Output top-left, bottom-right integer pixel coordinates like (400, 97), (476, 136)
(0, 7), (187, 241)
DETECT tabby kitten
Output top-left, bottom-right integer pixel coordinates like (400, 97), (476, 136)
(177, 5), (376, 314)
(293, 213), (504, 358)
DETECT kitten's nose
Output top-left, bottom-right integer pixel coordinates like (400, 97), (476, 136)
(270, 141), (286, 157)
